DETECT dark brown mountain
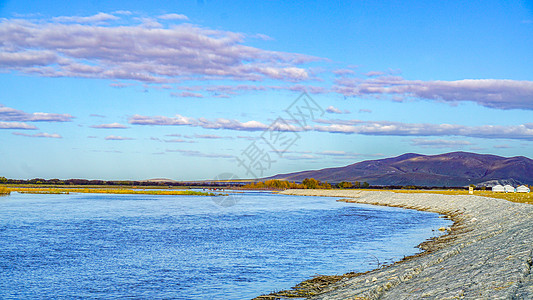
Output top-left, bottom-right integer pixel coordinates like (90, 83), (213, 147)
(267, 152), (533, 187)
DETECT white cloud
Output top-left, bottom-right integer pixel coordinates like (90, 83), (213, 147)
(157, 13), (189, 20)
(166, 149), (233, 158)
(334, 77), (533, 110)
(90, 123), (129, 129)
(12, 132), (61, 138)
(52, 12), (119, 23)
(163, 139), (195, 143)
(0, 121), (37, 129)
(129, 114), (272, 131)
(316, 151), (384, 159)
(171, 92), (204, 98)
(409, 138), (472, 149)
(326, 105), (350, 114)
(493, 144), (512, 149)
(0, 16), (320, 84)
(105, 135), (134, 140)
(314, 119), (533, 140)
(0, 104), (74, 122)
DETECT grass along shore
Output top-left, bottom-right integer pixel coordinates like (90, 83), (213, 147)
(3, 186), (218, 196)
(0, 187), (10, 195)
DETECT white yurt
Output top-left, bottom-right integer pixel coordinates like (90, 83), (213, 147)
(503, 185), (516, 193)
(516, 185), (530, 193)
(492, 184), (505, 192)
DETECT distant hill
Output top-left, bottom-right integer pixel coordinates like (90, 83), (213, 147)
(142, 178), (179, 183)
(267, 152), (533, 187)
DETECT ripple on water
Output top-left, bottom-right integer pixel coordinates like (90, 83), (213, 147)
(0, 191), (451, 299)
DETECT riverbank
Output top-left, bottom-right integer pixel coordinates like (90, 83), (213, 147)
(265, 189), (533, 299)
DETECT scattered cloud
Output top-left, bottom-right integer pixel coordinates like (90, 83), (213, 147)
(166, 149), (233, 158)
(314, 119), (533, 140)
(0, 15), (321, 84)
(193, 134), (228, 139)
(0, 105), (74, 122)
(283, 154), (319, 160)
(171, 84), (326, 98)
(129, 114), (278, 131)
(90, 123), (129, 129)
(334, 77), (533, 110)
(90, 114), (106, 118)
(493, 144), (512, 149)
(251, 33), (274, 41)
(409, 138), (472, 149)
(52, 12), (119, 23)
(365, 71), (385, 77)
(12, 132), (61, 138)
(130, 112), (533, 141)
(326, 105), (350, 114)
(105, 135), (134, 140)
(0, 121), (37, 129)
(163, 139), (195, 143)
(171, 92), (204, 98)
(109, 82), (135, 88)
(316, 150), (384, 159)
(112, 10), (132, 16)
(332, 69), (356, 76)
(358, 109), (372, 113)
(157, 13), (189, 20)
(236, 135), (257, 141)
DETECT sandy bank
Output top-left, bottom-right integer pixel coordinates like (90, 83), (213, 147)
(277, 189), (533, 299)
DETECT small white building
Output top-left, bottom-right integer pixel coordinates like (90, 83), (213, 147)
(503, 185), (516, 193)
(492, 184), (505, 192)
(516, 185), (530, 193)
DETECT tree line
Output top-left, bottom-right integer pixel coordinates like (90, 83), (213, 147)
(243, 178), (371, 190)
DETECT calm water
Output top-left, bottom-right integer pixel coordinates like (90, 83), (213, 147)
(0, 191), (451, 299)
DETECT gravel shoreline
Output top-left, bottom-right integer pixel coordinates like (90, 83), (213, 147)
(277, 189), (533, 299)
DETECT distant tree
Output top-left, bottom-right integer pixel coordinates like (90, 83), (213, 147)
(337, 181), (353, 189)
(302, 178), (320, 189)
(28, 178), (46, 184)
(361, 182), (370, 188)
(353, 181), (361, 188)
(0, 177), (7, 183)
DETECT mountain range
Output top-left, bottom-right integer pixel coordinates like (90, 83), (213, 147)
(267, 152), (533, 187)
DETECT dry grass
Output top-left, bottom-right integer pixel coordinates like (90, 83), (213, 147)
(0, 187), (10, 195)
(391, 189), (533, 204)
(253, 273), (364, 299)
(5, 187), (215, 196)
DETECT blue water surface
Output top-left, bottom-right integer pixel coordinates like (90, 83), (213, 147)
(0, 191), (451, 299)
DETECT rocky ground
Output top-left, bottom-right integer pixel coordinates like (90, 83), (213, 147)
(278, 190), (533, 299)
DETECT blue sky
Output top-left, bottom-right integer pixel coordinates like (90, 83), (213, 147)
(0, 0), (532, 180)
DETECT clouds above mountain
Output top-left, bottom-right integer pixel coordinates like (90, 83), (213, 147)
(128, 112), (533, 141)
(314, 119), (533, 140)
(129, 114), (301, 132)
(334, 76), (533, 110)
